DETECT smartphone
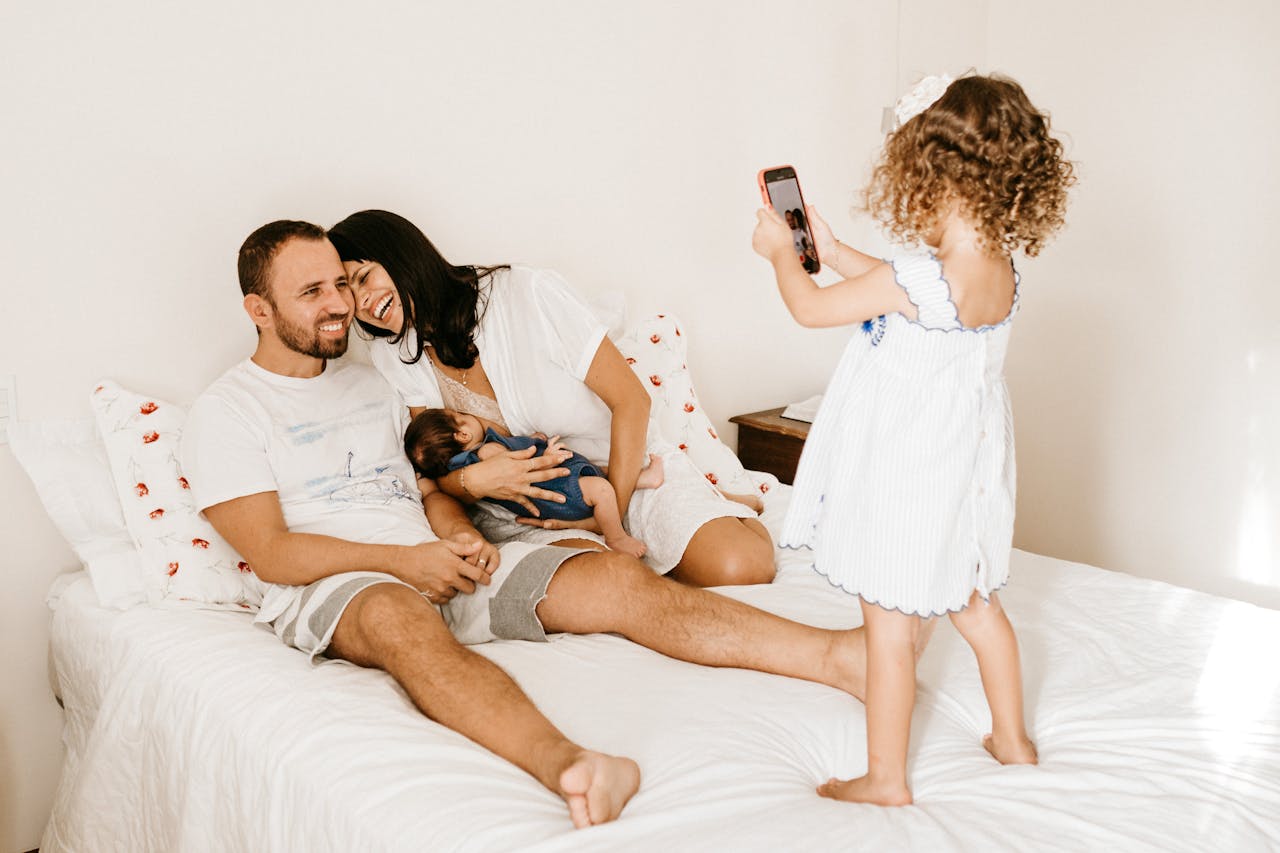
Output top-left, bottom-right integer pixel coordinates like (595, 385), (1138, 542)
(758, 165), (821, 274)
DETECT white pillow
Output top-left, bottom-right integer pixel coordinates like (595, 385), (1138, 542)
(89, 380), (264, 611)
(9, 417), (146, 609)
(615, 314), (758, 495)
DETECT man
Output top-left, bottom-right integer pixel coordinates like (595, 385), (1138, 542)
(181, 220), (870, 829)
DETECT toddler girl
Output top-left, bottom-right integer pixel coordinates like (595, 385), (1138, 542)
(752, 73), (1074, 806)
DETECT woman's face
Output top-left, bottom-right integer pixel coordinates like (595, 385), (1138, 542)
(344, 259), (404, 333)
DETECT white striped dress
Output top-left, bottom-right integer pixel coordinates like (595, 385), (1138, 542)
(779, 253), (1019, 616)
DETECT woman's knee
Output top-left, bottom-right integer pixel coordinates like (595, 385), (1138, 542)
(676, 530), (776, 587)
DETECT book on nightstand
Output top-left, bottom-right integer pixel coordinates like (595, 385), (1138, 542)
(780, 395), (822, 424)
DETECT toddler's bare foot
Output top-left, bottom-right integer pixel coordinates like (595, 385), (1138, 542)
(817, 774), (912, 806)
(559, 751), (642, 829)
(636, 453), (665, 489)
(983, 732), (1038, 765)
(606, 533), (647, 559)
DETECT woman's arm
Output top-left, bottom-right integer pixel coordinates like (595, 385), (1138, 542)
(582, 337), (650, 519)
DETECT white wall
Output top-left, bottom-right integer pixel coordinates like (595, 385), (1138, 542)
(0, 2), (903, 848)
(986, 1), (1280, 608)
(5, 0), (1276, 848)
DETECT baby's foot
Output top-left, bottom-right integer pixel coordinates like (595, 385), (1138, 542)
(982, 732), (1038, 765)
(721, 491), (764, 513)
(636, 453), (665, 490)
(605, 533), (647, 559)
(817, 774), (912, 806)
(559, 751), (642, 829)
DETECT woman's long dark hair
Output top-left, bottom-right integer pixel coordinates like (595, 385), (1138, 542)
(327, 209), (507, 368)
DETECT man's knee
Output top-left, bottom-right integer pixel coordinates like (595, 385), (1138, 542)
(332, 583), (448, 664)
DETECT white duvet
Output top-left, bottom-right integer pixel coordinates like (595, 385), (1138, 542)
(42, 489), (1280, 852)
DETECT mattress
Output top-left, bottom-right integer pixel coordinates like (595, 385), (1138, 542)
(42, 488), (1280, 852)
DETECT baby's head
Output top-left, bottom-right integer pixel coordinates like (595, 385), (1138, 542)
(404, 408), (486, 479)
(865, 74), (1075, 257)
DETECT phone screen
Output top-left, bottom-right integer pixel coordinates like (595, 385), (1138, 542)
(763, 170), (820, 273)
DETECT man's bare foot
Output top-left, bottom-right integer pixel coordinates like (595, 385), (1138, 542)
(636, 453), (665, 489)
(817, 774), (913, 806)
(559, 751), (642, 828)
(983, 732), (1038, 765)
(605, 532), (647, 558)
(720, 490), (764, 513)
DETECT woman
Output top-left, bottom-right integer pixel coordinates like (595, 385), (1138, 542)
(328, 209), (774, 586)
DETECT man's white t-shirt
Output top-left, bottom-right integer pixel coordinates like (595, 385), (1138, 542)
(180, 358), (433, 622)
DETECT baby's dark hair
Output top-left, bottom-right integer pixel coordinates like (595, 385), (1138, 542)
(404, 408), (465, 479)
(866, 74), (1076, 257)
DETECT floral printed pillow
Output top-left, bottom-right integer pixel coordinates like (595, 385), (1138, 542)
(615, 315), (760, 496)
(90, 380), (264, 610)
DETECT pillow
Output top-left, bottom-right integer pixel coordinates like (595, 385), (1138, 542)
(615, 314), (758, 495)
(89, 380), (263, 610)
(9, 417), (147, 609)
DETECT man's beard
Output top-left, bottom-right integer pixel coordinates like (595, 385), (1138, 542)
(275, 311), (350, 359)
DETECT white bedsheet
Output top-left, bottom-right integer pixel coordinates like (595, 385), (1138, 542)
(42, 489), (1280, 852)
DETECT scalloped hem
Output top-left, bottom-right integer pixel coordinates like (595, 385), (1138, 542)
(803, 554), (1011, 618)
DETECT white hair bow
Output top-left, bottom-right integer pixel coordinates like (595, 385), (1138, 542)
(893, 73), (954, 127)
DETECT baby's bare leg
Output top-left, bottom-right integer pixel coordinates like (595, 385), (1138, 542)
(579, 476), (646, 558)
(948, 590), (1037, 765)
(634, 453), (665, 490)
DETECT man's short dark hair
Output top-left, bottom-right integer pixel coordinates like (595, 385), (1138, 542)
(237, 220), (327, 302)
(405, 408), (466, 479)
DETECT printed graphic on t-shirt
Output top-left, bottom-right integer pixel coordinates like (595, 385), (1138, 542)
(322, 450), (415, 506)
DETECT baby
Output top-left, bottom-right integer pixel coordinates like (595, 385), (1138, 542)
(405, 408), (664, 558)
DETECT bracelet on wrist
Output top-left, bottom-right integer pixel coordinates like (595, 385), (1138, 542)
(459, 468), (477, 500)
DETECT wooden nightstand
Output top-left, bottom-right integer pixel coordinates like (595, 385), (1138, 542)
(729, 407), (811, 485)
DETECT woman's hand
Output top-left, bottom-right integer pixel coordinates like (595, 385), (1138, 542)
(752, 207), (797, 264)
(805, 204), (840, 271)
(516, 515), (603, 534)
(465, 445), (572, 517)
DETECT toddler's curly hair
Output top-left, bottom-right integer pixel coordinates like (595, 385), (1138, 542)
(865, 74), (1075, 257)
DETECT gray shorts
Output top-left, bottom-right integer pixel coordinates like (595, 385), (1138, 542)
(260, 542), (593, 658)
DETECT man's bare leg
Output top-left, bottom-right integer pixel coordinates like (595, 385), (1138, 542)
(668, 516), (776, 587)
(537, 550), (866, 696)
(328, 583), (640, 827)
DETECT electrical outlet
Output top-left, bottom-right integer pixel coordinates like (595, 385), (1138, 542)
(0, 375), (16, 445)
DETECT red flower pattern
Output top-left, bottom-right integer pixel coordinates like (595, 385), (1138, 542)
(167, 562), (179, 576)
(191, 538), (210, 549)
(178, 477), (190, 489)
(625, 357), (636, 365)
(237, 561), (252, 573)
(142, 431), (159, 444)
(707, 427), (718, 440)
(649, 375), (662, 387)
(705, 473), (718, 485)
(139, 401), (158, 415)
(678, 443), (688, 451)
(683, 403), (695, 413)
(149, 508), (165, 520)
(650, 334), (661, 344)
(135, 483), (149, 497)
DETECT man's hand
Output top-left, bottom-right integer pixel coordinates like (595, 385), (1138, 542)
(395, 539), (491, 603)
(467, 445), (573, 516)
(448, 529), (501, 577)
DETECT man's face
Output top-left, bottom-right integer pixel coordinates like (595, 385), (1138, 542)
(264, 238), (354, 359)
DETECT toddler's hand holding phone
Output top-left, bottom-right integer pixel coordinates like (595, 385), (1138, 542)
(752, 207), (797, 265)
(803, 205), (840, 270)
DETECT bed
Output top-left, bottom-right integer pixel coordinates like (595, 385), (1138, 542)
(38, 485), (1280, 852)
